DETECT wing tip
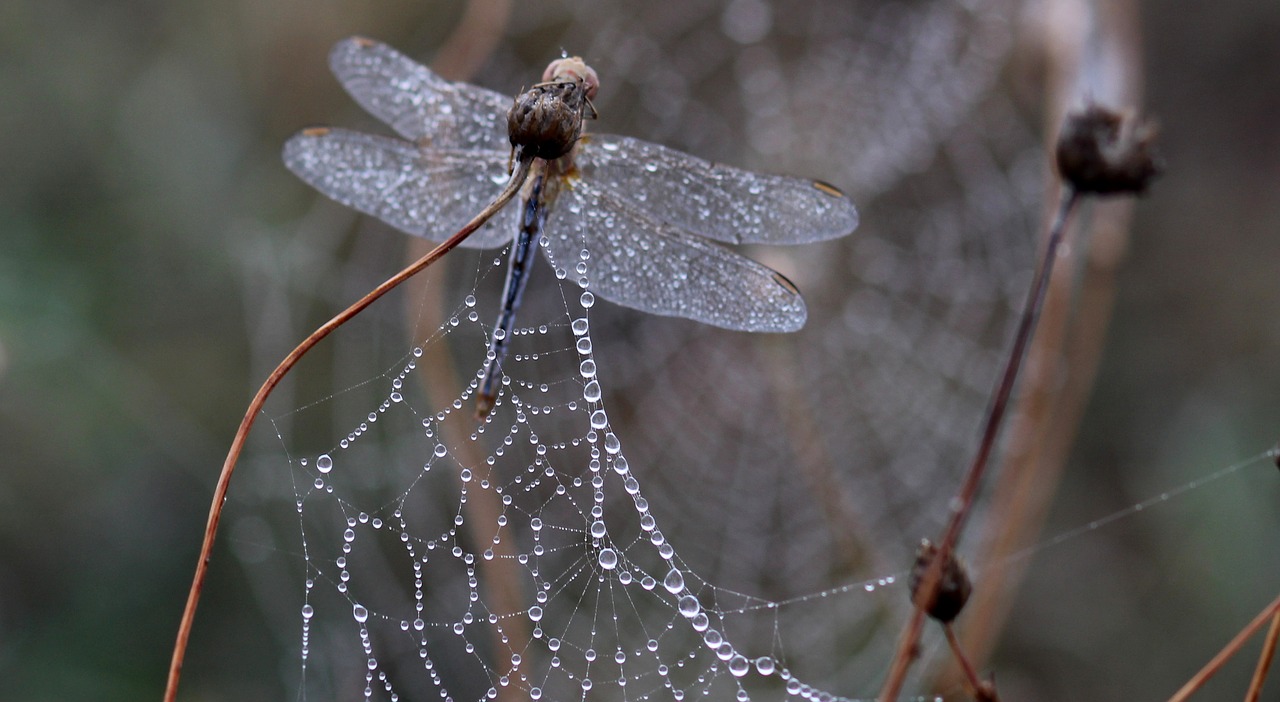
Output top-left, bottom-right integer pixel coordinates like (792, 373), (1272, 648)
(330, 36), (383, 70)
(768, 271), (808, 333)
(812, 179), (845, 198)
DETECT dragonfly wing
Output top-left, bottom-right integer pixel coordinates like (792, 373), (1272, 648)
(283, 127), (517, 249)
(542, 186), (807, 332)
(328, 36), (513, 152)
(575, 134), (858, 245)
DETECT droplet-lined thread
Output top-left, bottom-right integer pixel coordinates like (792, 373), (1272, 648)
(274, 245), (897, 702)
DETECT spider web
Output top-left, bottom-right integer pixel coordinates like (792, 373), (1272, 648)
(223, 0), (1048, 699)
(254, 248), (914, 701)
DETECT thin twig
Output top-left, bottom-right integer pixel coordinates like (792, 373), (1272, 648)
(163, 157), (532, 702)
(878, 188), (1080, 700)
(954, 0), (1143, 675)
(1166, 592), (1280, 702)
(944, 625), (997, 702)
(1244, 608), (1280, 702)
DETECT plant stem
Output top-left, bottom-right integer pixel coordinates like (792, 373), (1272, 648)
(1245, 609), (1280, 702)
(1166, 592), (1280, 702)
(878, 187), (1080, 700)
(163, 157), (531, 702)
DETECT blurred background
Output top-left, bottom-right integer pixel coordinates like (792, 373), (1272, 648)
(3, 0), (1279, 700)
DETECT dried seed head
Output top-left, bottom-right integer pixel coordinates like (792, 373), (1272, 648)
(908, 539), (972, 623)
(508, 57), (597, 161)
(1055, 103), (1162, 196)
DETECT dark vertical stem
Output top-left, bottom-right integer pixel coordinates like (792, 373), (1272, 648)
(878, 188), (1080, 700)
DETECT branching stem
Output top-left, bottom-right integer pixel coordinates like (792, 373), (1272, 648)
(878, 188), (1080, 700)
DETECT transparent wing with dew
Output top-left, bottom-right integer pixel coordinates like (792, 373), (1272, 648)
(328, 36), (514, 151)
(543, 184), (808, 332)
(282, 128), (517, 249)
(574, 134), (859, 245)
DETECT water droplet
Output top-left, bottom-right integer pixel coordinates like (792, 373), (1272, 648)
(663, 568), (685, 593)
(590, 410), (607, 429)
(576, 337), (593, 355)
(580, 291), (595, 308)
(529, 606), (543, 622)
(729, 655), (749, 676)
(590, 520), (607, 538)
(584, 380), (602, 403)
(678, 595), (700, 618)
(353, 604), (368, 622)
(598, 548), (618, 569)
(316, 454), (333, 474)
(301, 604), (314, 619)
(755, 657), (776, 675)
(717, 641), (735, 661)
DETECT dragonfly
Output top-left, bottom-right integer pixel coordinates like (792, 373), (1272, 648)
(284, 37), (859, 417)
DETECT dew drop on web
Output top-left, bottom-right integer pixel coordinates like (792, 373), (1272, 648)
(663, 568), (685, 593)
(598, 547), (618, 569)
(678, 595), (700, 618)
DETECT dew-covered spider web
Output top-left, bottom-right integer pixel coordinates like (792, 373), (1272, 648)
(254, 253), (925, 702)
(224, 0), (1053, 699)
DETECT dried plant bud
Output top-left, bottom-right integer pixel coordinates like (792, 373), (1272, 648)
(909, 539), (972, 623)
(507, 57), (597, 161)
(1055, 104), (1161, 195)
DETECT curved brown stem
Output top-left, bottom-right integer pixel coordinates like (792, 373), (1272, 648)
(163, 157), (531, 702)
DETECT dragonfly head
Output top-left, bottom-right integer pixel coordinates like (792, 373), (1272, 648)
(542, 56), (599, 100)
